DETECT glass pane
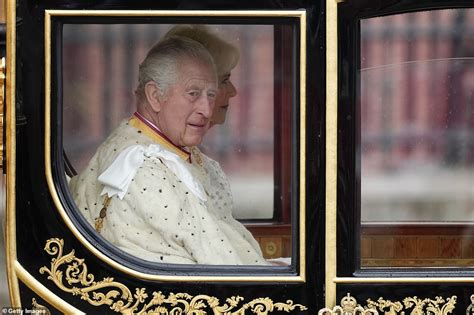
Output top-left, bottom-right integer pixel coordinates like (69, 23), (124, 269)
(63, 24), (274, 221)
(359, 9), (474, 267)
(62, 23), (294, 265)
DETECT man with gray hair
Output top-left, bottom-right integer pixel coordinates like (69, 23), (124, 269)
(69, 36), (268, 265)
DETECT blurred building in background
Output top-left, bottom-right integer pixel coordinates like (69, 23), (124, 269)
(360, 9), (474, 222)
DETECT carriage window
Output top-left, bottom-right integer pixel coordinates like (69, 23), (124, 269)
(62, 23), (296, 265)
(359, 9), (474, 267)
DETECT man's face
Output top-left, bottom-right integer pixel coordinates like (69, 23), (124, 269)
(156, 59), (217, 147)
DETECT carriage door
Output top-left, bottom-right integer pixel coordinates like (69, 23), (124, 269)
(2, 0), (331, 313)
(321, 0), (474, 313)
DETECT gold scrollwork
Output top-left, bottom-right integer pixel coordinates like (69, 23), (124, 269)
(319, 293), (457, 315)
(40, 238), (307, 314)
(318, 294), (378, 315)
(367, 295), (456, 315)
(466, 294), (474, 315)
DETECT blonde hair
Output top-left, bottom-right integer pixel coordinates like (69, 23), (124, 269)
(165, 25), (240, 79)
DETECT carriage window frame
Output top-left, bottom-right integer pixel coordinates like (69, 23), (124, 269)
(44, 10), (307, 281)
(337, 0), (474, 278)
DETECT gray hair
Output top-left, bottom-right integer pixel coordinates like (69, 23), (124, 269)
(164, 25), (240, 79)
(136, 36), (216, 100)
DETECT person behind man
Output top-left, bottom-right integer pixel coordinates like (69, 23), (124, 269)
(165, 26), (290, 266)
(69, 36), (268, 265)
(166, 26), (290, 266)
(164, 25), (238, 128)
(163, 25), (242, 250)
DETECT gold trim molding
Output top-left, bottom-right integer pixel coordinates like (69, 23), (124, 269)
(0, 57), (5, 168)
(325, 0), (339, 307)
(318, 293), (457, 315)
(40, 238), (308, 314)
(5, 0), (20, 306)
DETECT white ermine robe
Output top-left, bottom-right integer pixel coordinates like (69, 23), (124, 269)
(69, 113), (268, 265)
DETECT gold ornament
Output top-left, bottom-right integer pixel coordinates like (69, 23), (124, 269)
(367, 295), (456, 315)
(318, 293), (378, 314)
(467, 295), (474, 314)
(319, 293), (457, 315)
(40, 238), (307, 314)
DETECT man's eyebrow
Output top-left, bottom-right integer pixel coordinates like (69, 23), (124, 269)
(183, 78), (216, 88)
(184, 84), (203, 90)
(184, 84), (217, 95)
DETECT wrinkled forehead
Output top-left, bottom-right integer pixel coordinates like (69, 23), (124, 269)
(176, 58), (217, 89)
(177, 57), (217, 81)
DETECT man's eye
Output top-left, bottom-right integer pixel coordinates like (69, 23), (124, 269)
(208, 92), (217, 99)
(188, 91), (200, 97)
(220, 79), (229, 85)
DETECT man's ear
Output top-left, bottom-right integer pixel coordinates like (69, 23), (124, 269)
(144, 81), (163, 112)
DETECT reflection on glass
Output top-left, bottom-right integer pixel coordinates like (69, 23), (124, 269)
(359, 9), (474, 267)
(62, 24), (293, 265)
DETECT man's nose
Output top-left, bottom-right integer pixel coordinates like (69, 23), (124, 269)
(197, 95), (214, 118)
